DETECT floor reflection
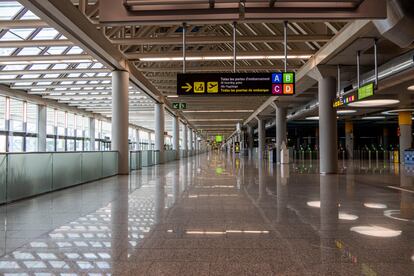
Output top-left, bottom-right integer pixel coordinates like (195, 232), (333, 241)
(0, 153), (412, 275)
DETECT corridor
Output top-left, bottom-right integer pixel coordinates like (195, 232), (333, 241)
(0, 153), (412, 275)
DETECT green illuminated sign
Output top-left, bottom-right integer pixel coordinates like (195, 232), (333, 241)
(215, 135), (223, 143)
(358, 82), (374, 100)
(172, 102), (187, 110)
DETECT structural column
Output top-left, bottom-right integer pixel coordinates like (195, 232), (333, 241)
(135, 129), (140, 150)
(189, 128), (193, 155)
(155, 102), (165, 164)
(89, 117), (95, 151)
(318, 76), (338, 174)
(276, 105), (287, 163)
(193, 130), (197, 154)
(247, 125), (254, 158)
(111, 70), (129, 174)
(183, 123), (188, 157)
(345, 121), (354, 159)
(257, 117), (265, 160)
(399, 111), (412, 164)
(173, 116), (180, 160)
(37, 104), (47, 152)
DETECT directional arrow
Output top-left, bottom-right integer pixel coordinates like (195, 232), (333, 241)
(181, 83), (192, 92)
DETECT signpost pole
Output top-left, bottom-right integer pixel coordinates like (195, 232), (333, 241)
(357, 50), (361, 88)
(182, 22), (186, 74)
(233, 21), (237, 73)
(284, 21), (288, 72)
(337, 64), (341, 95)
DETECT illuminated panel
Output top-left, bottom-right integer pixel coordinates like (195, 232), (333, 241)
(177, 72), (295, 96)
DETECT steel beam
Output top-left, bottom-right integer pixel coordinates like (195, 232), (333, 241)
(125, 50), (315, 60)
(0, 19), (47, 28)
(138, 65), (300, 72)
(0, 54), (93, 62)
(18, 0), (167, 105)
(0, 39), (74, 48)
(0, 68), (109, 75)
(243, 20), (374, 125)
(111, 35), (333, 45)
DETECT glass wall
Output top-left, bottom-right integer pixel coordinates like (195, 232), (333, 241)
(0, 94), (147, 153)
(95, 119), (112, 151)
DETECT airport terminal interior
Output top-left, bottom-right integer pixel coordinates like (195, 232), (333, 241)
(0, 0), (413, 275)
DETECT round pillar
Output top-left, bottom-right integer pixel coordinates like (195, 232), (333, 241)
(399, 111), (412, 164)
(318, 76), (338, 174)
(111, 70), (129, 174)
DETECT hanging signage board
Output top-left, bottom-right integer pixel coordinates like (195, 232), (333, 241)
(333, 82), (375, 108)
(177, 72), (295, 96)
(357, 82), (374, 100)
(215, 135), (223, 143)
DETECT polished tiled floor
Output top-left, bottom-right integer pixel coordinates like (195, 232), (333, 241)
(0, 152), (413, 275)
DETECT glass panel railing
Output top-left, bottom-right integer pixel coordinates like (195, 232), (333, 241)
(0, 151), (119, 203)
(7, 153), (53, 201)
(102, 151), (118, 177)
(81, 152), (103, 183)
(0, 154), (6, 204)
(129, 151), (142, 171)
(53, 152), (82, 190)
(153, 150), (160, 165)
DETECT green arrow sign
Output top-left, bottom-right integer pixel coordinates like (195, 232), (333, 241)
(173, 102), (187, 110)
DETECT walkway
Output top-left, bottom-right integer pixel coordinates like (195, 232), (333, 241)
(0, 153), (412, 275)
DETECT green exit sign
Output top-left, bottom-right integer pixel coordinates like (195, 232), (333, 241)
(358, 82), (375, 100)
(172, 102), (187, 110)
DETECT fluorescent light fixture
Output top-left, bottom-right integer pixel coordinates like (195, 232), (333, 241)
(184, 110), (254, 113)
(140, 55), (312, 62)
(364, 203), (387, 209)
(407, 85), (414, 91)
(305, 116), (319, 120)
(361, 116), (386, 120)
(189, 119), (242, 122)
(166, 95), (179, 98)
(350, 225), (401, 237)
(382, 109), (414, 115)
(337, 110), (356, 114)
(348, 99), (400, 107)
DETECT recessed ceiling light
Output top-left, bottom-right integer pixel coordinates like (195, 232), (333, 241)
(407, 85), (414, 91)
(337, 110), (357, 114)
(361, 116), (386, 120)
(348, 99), (399, 107)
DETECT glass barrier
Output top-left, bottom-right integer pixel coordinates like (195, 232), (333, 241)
(7, 153), (53, 201)
(102, 151), (118, 177)
(53, 152), (82, 190)
(1, 151), (118, 203)
(129, 151), (142, 171)
(81, 151), (103, 183)
(153, 150), (160, 165)
(0, 154), (6, 204)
